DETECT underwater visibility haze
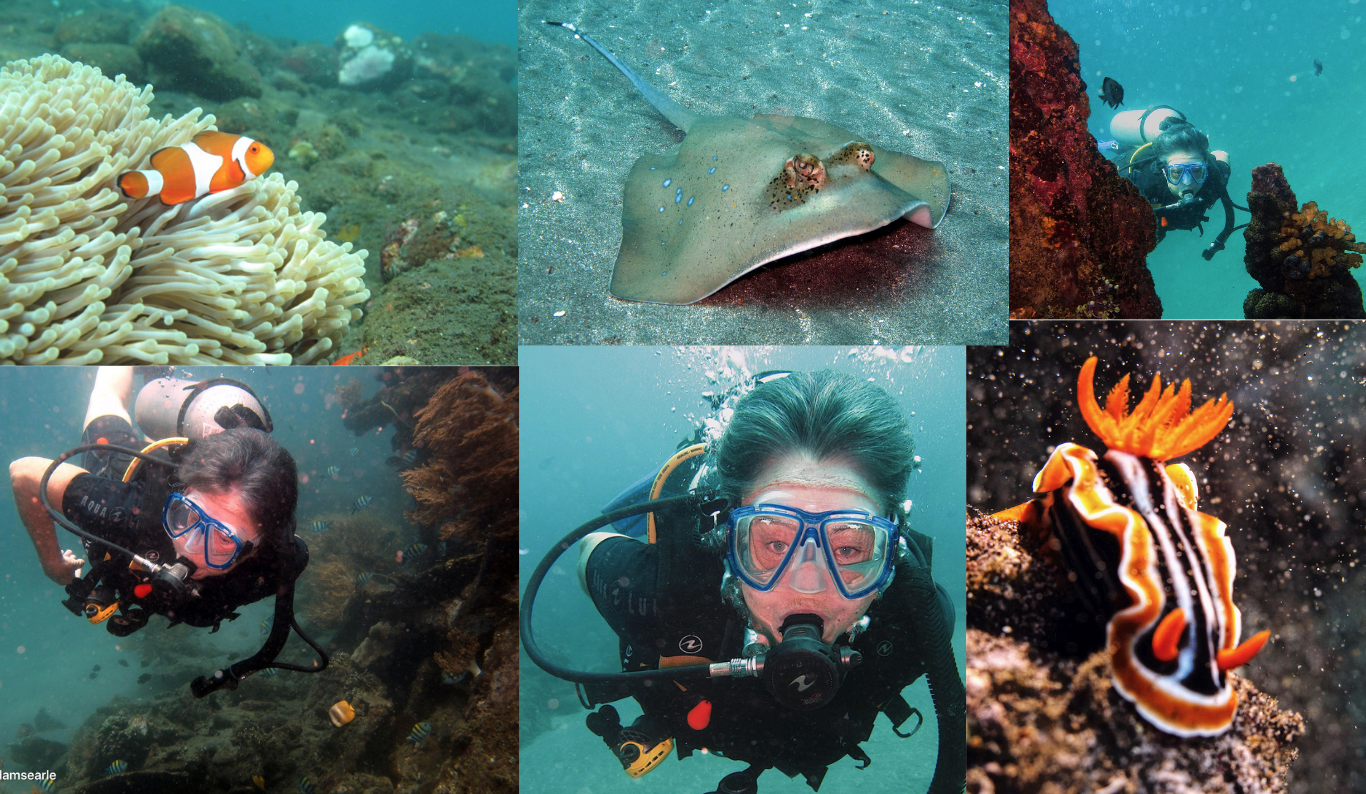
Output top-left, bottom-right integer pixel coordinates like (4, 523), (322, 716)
(1050, 0), (1366, 319)
(0, 366), (518, 793)
(520, 346), (967, 794)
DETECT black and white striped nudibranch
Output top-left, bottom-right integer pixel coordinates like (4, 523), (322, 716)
(995, 356), (1269, 737)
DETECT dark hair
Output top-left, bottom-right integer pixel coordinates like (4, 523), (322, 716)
(1153, 118), (1210, 160)
(177, 428), (298, 547)
(713, 371), (915, 516)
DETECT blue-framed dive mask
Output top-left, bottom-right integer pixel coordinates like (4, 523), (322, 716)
(1163, 161), (1208, 187)
(725, 504), (899, 600)
(163, 492), (255, 570)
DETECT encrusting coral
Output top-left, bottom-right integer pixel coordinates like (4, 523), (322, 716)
(1243, 163), (1365, 319)
(402, 371), (517, 544)
(0, 54), (370, 364)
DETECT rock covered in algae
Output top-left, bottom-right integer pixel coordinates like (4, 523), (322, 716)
(967, 510), (1304, 793)
(1243, 163), (1366, 319)
(1008, 0), (1161, 319)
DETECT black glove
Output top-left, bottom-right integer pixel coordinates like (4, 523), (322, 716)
(214, 404), (268, 431)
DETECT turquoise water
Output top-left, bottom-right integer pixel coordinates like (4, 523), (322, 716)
(0, 368), (414, 774)
(1049, 0), (1366, 318)
(192, 0), (516, 46)
(520, 346), (966, 794)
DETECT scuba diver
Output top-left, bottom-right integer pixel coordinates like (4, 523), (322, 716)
(1102, 106), (1249, 260)
(9, 367), (327, 697)
(522, 371), (965, 794)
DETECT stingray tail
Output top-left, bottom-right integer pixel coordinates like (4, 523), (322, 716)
(544, 20), (700, 133)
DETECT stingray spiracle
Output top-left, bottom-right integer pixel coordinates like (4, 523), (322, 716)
(782, 153), (828, 188)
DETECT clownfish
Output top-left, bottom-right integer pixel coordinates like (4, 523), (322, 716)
(994, 356), (1269, 737)
(118, 131), (274, 206)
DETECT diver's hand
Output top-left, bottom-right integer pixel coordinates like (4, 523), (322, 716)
(47, 549), (86, 585)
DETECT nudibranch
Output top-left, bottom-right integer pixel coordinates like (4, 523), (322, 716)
(995, 356), (1270, 737)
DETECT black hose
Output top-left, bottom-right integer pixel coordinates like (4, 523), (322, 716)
(519, 494), (716, 684)
(902, 566), (966, 794)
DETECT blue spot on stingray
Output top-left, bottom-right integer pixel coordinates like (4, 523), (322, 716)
(679, 219), (683, 225)
(675, 188), (682, 204)
(722, 185), (730, 192)
(661, 241), (666, 246)
(658, 207), (664, 213)
(662, 178), (671, 187)
(650, 167), (656, 170)
(687, 196), (694, 207)
(707, 167), (716, 174)
(712, 156), (718, 161)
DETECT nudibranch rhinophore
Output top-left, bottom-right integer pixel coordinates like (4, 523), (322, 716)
(994, 356), (1270, 737)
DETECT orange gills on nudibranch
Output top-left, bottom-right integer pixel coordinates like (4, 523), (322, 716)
(543, 20), (951, 306)
(993, 356), (1270, 737)
(118, 131), (275, 206)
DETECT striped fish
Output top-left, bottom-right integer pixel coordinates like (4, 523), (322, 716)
(350, 447), (360, 457)
(257, 667), (279, 678)
(994, 357), (1268, 737)
(118, 131), (274, 205)
(356, 572), (374, 586)
(260, 617), (273, 636)
(350, 495), (372, 514)
(325, 466), (341, 477)
(106, 760), (127, 775)
(406, 721), (432, 745)
(297, 777), (317, 794)
(306, 520), (331, 534)
(38, 779), (56, 793)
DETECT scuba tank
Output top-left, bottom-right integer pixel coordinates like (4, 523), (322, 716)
(134, 377), (273, 440)
(1109, 107), (1185, 148)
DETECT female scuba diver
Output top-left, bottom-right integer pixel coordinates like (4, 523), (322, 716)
(1105, 107), (1247, 260)
(9, 367), (327, 697)
(521, 370), (965, 794)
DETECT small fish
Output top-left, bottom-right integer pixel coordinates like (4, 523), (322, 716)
(441, 672), (468, 686)
(1314, 58), (1323, 76)
(261, 617), (274, 635)
(387, 448), (419, 468)
(118, 131), (274, 206)
(406, 721), (433, 745)
(332, 347), (369, 366)
(1099, 76), (1124, 109)
(257, 667), (279, 678)
(349, 446), (360, 457)
(38, 779), (56, 793)
(297, 777), (317, 794)
(89, 671), (97, 680)
(403, 543), (429, 563)
(357, 572), (375, 586)
(137, 674), (152, 685)
(307, 520), (331, 533)
(92, 665), (101, 672)
(117, 659), (129, 667)
(350, 495), (373, 514)
(106, 760), (127, 775)
(253, 775), (266, 790)
(325, 465), (342, 477)
(141, 659), (151, 668)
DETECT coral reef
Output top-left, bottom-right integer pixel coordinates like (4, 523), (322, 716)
(0, 54), (370, 363)
(335, 23), (413, 90)
(402, 371), (518, 544)
(1008, 0), (1161, 319)
(1242, 163), (1366, 319)
(135, 6), (263, 101)
(966, 511), (1304, 793)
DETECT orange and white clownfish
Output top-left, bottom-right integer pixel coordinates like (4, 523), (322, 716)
(993, 356), (1269, 737)
(118, 131), (274, 206)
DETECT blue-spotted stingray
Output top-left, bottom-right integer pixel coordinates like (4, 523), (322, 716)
(546, 21), (951, 306)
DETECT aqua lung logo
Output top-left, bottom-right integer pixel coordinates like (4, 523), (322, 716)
(791, 674), (816, 692)
(876, 640), (893, 657)
(679, 635), (703, 654)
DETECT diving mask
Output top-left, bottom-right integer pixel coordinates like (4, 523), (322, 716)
(726, 504), (898, 600)
(163, 493), (255, 570)
(1163, 161), (1207, 187)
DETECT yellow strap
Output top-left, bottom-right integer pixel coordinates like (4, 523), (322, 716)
(646, 443), (707, 545)
(1125, 141), (1153, 173)
(121, 437), (190, 482)
(86, 601), (119, 624)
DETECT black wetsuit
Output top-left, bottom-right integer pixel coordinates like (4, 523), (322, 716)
(583, 530), (954, 790)
(1128, 157), (1237, 256)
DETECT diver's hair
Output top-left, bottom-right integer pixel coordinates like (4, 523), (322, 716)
(1153, 118), (1209, 160)
(177, 428), (298, 548)
(713, 370), (914, 516)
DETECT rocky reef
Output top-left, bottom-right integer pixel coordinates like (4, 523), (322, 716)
(1242, 163), (1366, 319)
(966, 510), (1304, 793)
(1008, 0), (1161, 319)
